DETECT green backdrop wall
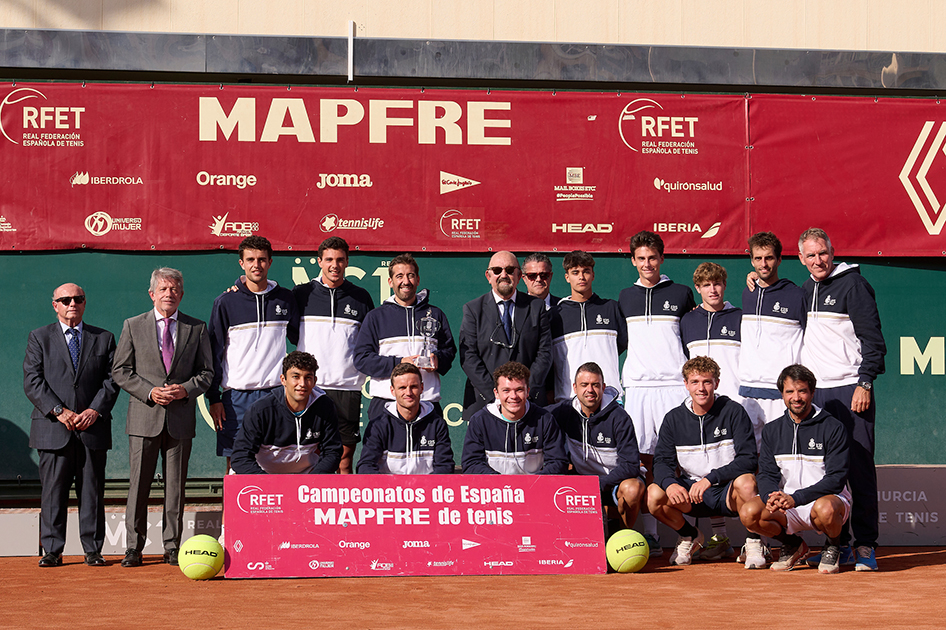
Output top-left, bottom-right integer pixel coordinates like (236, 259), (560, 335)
(0, 250), (941, 480)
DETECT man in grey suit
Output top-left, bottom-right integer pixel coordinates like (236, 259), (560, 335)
(459, 250), (552, 421)
(112, 268), (213, 567)
(24, 283), (119, 567)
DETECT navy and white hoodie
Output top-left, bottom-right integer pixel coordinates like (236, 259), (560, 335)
(293, 277), (375, 391)
(461, 402), (569, 475)
(801, 263), (886, 388)
(618, 276), (695, 387)
(207, 277), (298, 404)
(353, 289), (456, 402)
(551, 294), (627, 402)
(738, 278), (806, 398)
(550, 386), (641, 495)
(230, 386), (342, 474)
(356, 401), (455, 474)
(681, 302), (743, 402)
(654, 395), (757, 490)
(757, 406), (850, 506)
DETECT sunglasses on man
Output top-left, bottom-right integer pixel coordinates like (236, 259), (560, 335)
(524, 272), (551, 281)
(54, 295), (86, 305)
(488, 266), (520, 276)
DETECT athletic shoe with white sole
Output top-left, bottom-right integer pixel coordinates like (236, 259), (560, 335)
(739, 538), (769, 569)
(855, 545), (878, 571)
(807, 545), (855, 568)
(643, 534), (663, 558)
(770, 540), (810, 571)
(818, 544), (841, 574)
(669, 531), (704, 566)
(696, 534), (735, 561)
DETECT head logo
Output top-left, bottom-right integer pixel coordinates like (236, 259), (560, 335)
(553, 486), (599, 514)
(85, 211), (113, 236)
(70, 172), (90, 187)
(321, 214), (338, 232)
(619, 98), (663, 151)
(900, 121), (946, 235)
(0, 88), (45, 144)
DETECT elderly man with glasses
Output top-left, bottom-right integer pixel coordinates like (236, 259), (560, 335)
(459, 251), (552, 422)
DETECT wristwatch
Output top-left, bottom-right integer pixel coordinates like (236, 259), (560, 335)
(857, 381), (872, 391)
(53, 404), (64, 416)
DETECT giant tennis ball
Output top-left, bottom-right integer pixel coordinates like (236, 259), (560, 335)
(606, 529), (650, 573)
(179, 534), (225, 580)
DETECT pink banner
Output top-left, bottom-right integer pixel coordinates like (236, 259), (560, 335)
(223, 475), (606, 578)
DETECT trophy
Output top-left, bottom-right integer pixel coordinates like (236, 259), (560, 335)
(415, 310), (440, 369)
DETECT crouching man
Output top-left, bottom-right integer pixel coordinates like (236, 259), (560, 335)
(647, 356), (759, 566)
(740, 364), (851, 573)
(230, 351), (342, 474)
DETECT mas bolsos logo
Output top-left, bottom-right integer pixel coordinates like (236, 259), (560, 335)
(0, 87), (85, 147)
(236, 485), (284, 515)
(553, 486), (599, 515)
(84, 211), (142, 237)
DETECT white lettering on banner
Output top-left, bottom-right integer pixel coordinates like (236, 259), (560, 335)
(900, 337), (945, 375)
(878, 490), (929, 502)
(316, 173), (373, 189)
(459, 485), (526, 504)
(196, 171), (257, 189)
(550, 224), (613, 234)
(199, 97), (512, 145)
(641, 116), (698, 138)
(315, 507), (431, 526)
(298, 485), (427, 505)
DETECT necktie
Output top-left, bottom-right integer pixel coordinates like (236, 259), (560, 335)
(161, 318), (174, 373)
(66, 328), (80, 371)
(501, 300), (513, 342)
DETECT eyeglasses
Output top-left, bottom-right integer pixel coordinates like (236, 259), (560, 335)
(488, 266), (520, 276)
(54, 295), (86, 306)
(489, 320), (519, 349)
(524, 272), (551, 282)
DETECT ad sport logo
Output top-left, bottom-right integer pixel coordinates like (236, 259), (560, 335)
(209, 212), (260, 237)
(900, 121), (946, 235)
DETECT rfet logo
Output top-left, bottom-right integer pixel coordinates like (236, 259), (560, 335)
(619, 98), (698, 154)
(900, 121), (946, 235)
(0, 87), (86, 146)
(439, 208), (483, 239)
(553, 486), (599, 515)
(236, 485), (284, 514)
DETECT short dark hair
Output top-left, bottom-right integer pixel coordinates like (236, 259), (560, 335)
(574, 362), (603, 383)
(318, 236), (350, 259)
(682, 356), (720, 381)
(747, 232), (782, 259)
(239, 236), (273, 259)
(563, 250), (595, 271)
(493, 361), (530, 387)
(523, 252), (552, 267)
(282, 351), (318, 376)
(390, 362), (422, 386)
(388, 253), (419, 277)
(777, 364), (817, 393)
(630, 230), (664, 257)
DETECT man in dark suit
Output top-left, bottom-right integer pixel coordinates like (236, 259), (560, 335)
(459, 251), (552, 421)
(24, 283), (120, 567)
(112, 268), (213, 567)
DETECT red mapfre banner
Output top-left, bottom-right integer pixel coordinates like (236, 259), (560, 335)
(223, 475), (606, 578)
(0, 83), (748, 253)
(749, 94), (946, 256)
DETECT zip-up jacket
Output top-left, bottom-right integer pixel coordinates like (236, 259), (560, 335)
(801, 263), (886, 387)
(618, 276), (695, 387)
(654, 395), (757, 489)
(681, 302), (743, 401)
(207, 277), (298, 404)
(231, 386), (342, 474)
(293, 277), (375, 391)
(550, 387), (640, 494)
(757, 405), (850, 506)
(738, 278), (806, 397)
(356, 400), (455, 474)
(461, 402), (568, 475)
(551, 294), (627, 402)
(353, 289), (456, 402)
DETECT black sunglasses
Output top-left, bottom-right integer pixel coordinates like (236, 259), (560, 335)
(488, 266), (520, 276)
(54, 295), (86, 306)
(524, 272), (551, 281)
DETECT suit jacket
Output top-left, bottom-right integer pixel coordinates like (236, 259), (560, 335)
(459, 291), (551, 406)
(24, 322), (120, 451)
(112, 311), (214, 440)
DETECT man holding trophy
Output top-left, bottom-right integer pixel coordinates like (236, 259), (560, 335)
(354, 253), (457, 435)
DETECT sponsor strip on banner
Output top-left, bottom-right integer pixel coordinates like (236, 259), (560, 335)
(223, 475), (606, 578)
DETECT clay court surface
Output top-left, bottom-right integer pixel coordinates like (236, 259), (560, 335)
(5, 547), (946, 629)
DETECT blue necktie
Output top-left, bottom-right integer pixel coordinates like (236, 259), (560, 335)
(501, 300), (513, 342)
(66, 328), (80, 371)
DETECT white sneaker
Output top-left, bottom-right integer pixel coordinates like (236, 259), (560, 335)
(740, 538), (769, 569)
(669, 531), (705, 566)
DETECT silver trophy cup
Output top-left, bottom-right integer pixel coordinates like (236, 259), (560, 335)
(415, 314), (440, 368)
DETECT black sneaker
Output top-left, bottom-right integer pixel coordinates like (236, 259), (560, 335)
(818, 544), (841, 574)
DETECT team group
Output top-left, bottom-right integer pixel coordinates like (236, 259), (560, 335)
(25, 227), (886, 575)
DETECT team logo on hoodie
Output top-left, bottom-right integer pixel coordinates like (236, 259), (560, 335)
(823, 295), (837, 306)
(663, 301), (678, 312)
(595, 314), (610, 325)
(808, 438), (823, 450)
(720, 326), (736, 337)
(343, 304), (359, 317)
(524, 432), (533, 444)
(713, 426), (728, 438)
(596, 432), (611, 444)
(772, 301), (789, 314)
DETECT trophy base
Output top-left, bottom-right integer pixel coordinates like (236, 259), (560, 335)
(415, 357), (433, 369)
